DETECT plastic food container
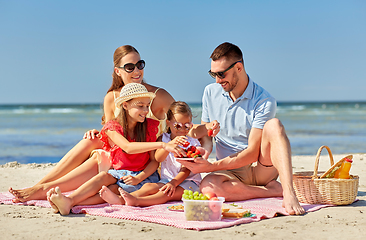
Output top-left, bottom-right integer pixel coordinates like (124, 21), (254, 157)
(182, 197), (225, 221)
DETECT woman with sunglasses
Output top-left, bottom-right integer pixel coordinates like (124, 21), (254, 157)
(9, 45), (175, 202)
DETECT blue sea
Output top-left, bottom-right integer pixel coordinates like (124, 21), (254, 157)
(0, 102), (365, 164)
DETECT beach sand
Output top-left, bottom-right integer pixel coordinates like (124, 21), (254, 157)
(1, 154), (365, 240)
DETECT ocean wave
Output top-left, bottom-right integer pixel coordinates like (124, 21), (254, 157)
(49, 108), (84, 113)
(0, 106), (103, 115)
(277, 104), (366, 116)
(5, 108), (81, 114)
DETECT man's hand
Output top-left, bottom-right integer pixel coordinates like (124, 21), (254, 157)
(176, 157), (213, 174)
(196, 146), (209, 159)
(206, 120), (220, 137)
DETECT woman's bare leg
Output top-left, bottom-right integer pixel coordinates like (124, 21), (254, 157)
(9, 138), (102, 202)
(38, 138), (103, 184)
(10, 154), (100, 202)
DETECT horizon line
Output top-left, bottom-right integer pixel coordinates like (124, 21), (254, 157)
(1, 100), (366, 106)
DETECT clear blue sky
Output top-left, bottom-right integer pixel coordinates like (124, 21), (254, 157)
(1, 0), (365, 104)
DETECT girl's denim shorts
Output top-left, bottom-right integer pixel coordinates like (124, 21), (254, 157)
(108, 169), (160, 193)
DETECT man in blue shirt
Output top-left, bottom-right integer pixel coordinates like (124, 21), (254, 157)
(181, 42), (305, 215)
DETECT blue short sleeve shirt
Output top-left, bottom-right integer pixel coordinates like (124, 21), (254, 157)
(201, 76), (277, 160)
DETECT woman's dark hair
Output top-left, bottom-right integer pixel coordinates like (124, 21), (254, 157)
(101, 45), (140, 124)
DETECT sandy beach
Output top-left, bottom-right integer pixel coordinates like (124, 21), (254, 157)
(1, 154), (365, 240)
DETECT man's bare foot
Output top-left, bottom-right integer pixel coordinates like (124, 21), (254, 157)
(264, 180), (304, 215)
(266, 181), (305, 215)
(282, 190), (305, 215)
(47, 187), (73, 216)
(9, 185), (46, 203)
(118, 188), (138, 206)
(99, 186), (124, 205)
(46, 188), (59, 213)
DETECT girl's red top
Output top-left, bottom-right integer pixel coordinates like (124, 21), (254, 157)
(99, 118), (159, 171)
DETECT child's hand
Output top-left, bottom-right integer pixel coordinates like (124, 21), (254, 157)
(163, 142), (186, 157)
(206, 120), (220, 137)
(170, 136), (189, 148)
(159, 182), (176, 197)
(120, 175), (140, 185)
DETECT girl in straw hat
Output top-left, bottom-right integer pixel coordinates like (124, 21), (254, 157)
(46, 83), (185, 215)
(9, 45), (179, 203)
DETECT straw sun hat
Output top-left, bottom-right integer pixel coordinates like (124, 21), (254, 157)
(114, 83), (155, 107)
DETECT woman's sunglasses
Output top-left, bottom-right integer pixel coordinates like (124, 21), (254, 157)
(118, 60), (145, 73)
(172, 122), (193, 131)
(208, 60), (241, 79)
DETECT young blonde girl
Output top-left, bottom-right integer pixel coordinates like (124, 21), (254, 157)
(99, 101), (207, 207)
(46, 83), (183, 215)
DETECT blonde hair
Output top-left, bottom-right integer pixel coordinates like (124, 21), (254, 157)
(166, 101), (192, 133)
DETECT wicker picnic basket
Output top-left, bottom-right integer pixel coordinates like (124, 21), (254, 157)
(293, 145), (359, 205)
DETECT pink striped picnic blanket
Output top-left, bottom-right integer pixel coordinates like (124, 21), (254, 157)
(0, 191), (332, 231)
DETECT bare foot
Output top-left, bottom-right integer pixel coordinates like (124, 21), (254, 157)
(9, 185), (46, 203)
(282, 190), (305, 215)
(46, 188), (59, 213)
(48, 187), (73, 216)
(118, 188), (138, 206)
(99, 186), (124, 205)
(265, 180), (304, 215)
(266, 181), (305, 215)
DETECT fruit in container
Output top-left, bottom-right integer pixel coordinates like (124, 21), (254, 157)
(204, 192), (217, 200)
(182, 189), (208, 200)
(180, 146), (201, 158)
(182, 197), (225, 221)
(182, 190), (224, 221)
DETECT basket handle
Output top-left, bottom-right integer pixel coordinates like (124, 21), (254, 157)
(313, 145), (334, 179)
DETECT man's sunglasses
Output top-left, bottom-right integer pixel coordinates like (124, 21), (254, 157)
(117, 60), (145, 73)
(173, 122), (193, 131)
(208, 60), (242, 79)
